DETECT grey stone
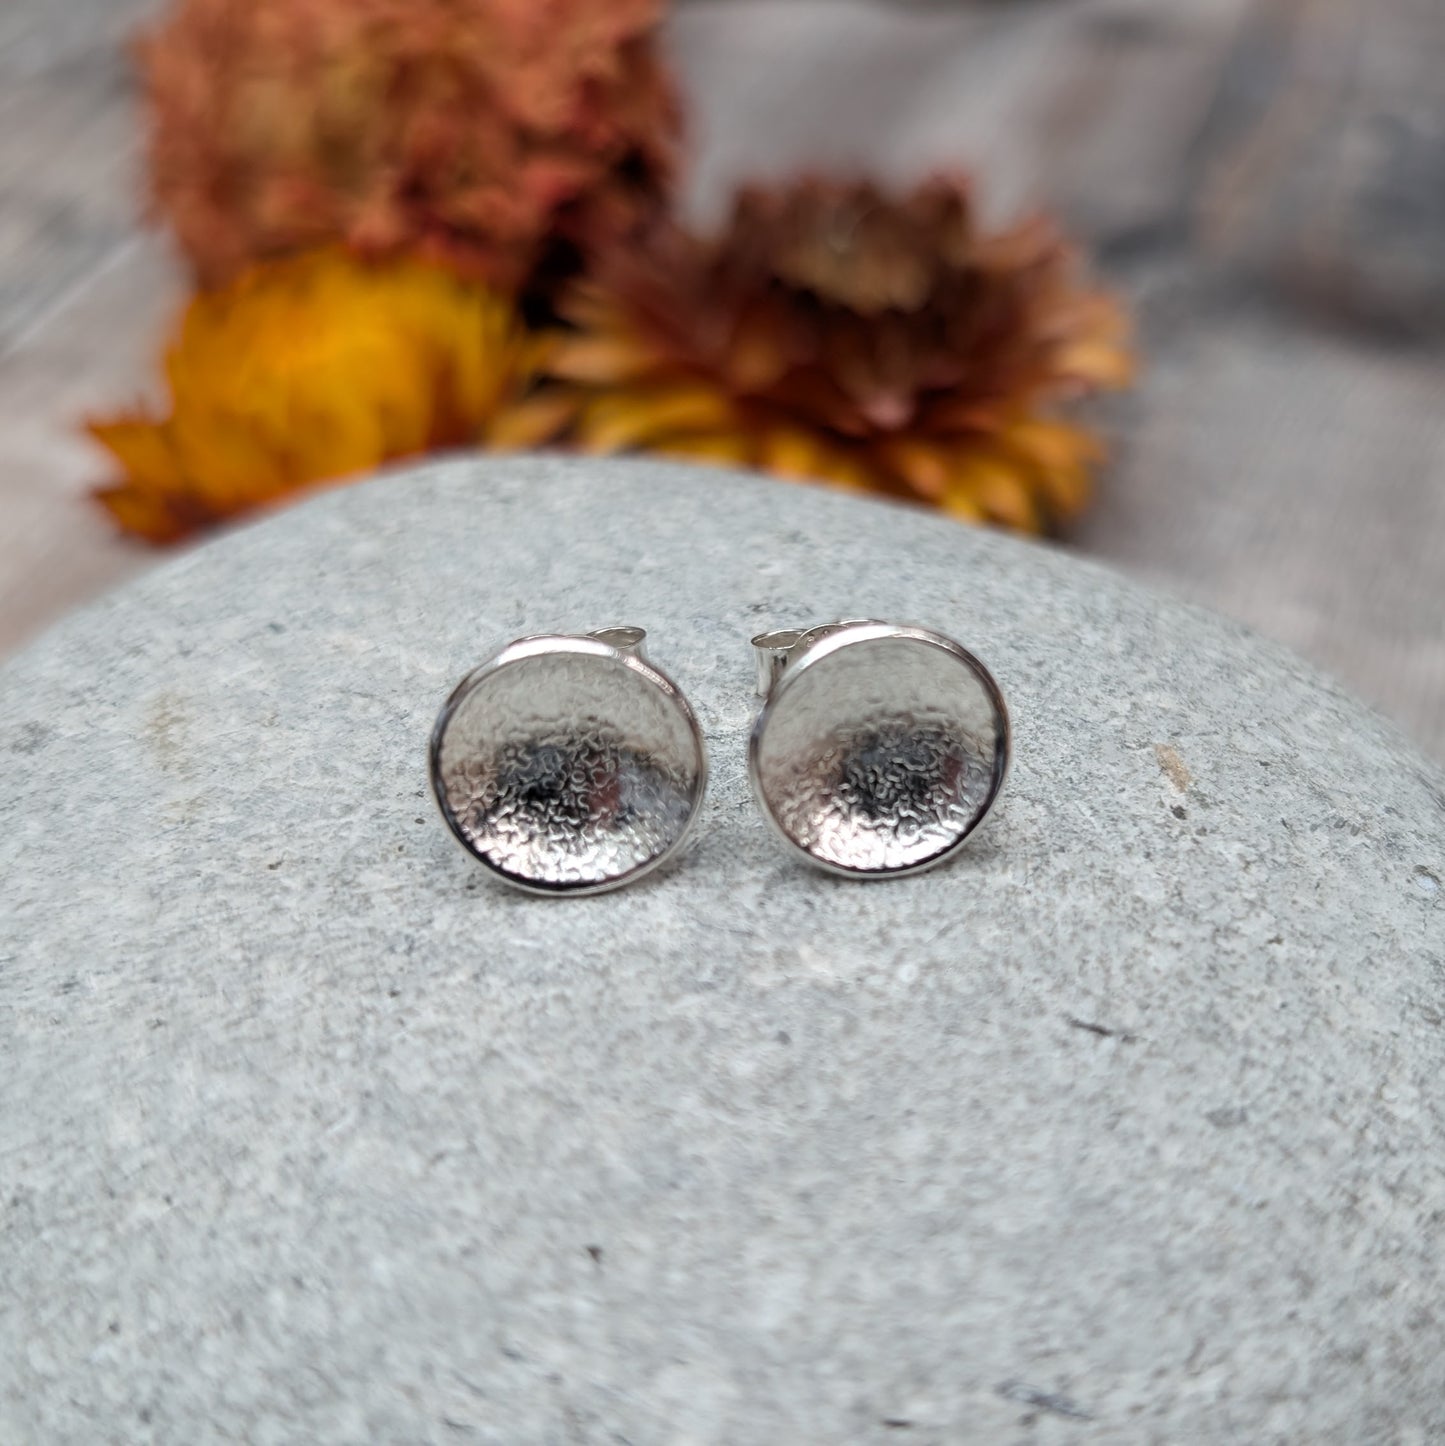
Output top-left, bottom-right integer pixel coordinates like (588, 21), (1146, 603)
(1, 456), (1443, 1444)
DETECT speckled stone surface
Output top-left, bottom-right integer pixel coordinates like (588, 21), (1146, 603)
(2, 457), (1443, 1444)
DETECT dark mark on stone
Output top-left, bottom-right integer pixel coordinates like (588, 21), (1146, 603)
(1171, 804), (1188, 820)
(880, 1419), (914, 1429)
(996, 1380), (1093, 1420)
(1206, 1106), (1248, 1128)
(777, 1030), (791, 1045)
(586, 1244), (604, 1266)
(1068, 1016), (1136, 1042)
(12, 722), (53, 754)
(451, 1370), (489, 1400)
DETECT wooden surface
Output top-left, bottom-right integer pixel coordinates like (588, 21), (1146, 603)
(2, 0), (1442, 757)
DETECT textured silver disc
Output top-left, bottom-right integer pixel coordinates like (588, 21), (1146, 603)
(749, 623), (1009, 877)
(430, 634), (707, 894)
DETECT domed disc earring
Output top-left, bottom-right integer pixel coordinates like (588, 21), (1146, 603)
(430, 627), (707, 895)
(748, 621), (1010, 879)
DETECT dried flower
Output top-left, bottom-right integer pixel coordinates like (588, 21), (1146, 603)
(89, 248), (562, 543)
(548, 177), (1134, 530)
(138, 0), (679, 290)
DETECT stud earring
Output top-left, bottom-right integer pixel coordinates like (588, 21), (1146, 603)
(430, 627), (707, 895)
(748, 620), (1010, 878)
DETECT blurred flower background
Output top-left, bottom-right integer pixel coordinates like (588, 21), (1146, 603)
(92, 0), (1134, 542)
(1, 0), (1442, 753)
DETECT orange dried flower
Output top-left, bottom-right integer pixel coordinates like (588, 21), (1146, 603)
(548, 177), (1135, 531)
(139, 0), (679, 290)
(88, 248), (563, 543)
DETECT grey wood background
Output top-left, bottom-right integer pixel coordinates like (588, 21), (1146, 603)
(2, 0), (1442, 756)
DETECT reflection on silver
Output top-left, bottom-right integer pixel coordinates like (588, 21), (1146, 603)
(430, 628), (707, 895)
(749, 621), (1010, 878)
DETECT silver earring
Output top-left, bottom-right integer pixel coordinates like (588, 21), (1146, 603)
(430, 627), (707, 895)
(748, 620), (1010, 878)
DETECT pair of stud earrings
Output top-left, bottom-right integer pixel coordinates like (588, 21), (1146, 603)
(429, 620), (1010, 896)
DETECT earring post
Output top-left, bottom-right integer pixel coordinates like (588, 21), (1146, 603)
(751, 629), (806, 698)
(751, 620), (883, 698)
(588, 626), (649, 662)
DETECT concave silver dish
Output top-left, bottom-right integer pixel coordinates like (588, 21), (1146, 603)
(430, 629), (708, 895)
(749, 622), (1010, 878)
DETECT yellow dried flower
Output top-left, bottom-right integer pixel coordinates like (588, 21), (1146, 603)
(89, 248), (562, 543)
(548, 177), (1135, 531)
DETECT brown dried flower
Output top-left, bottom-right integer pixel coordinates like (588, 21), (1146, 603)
(138, 0), (680, 290)
(548, 177), (1135, 530)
